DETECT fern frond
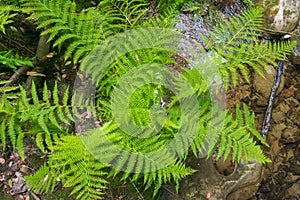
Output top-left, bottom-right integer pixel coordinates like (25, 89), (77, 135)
(8, 115), (16, 147)
(0, 121), (6, 151)
(46, 135), (108, 200)
(0, 5), (20, 34)
(99, 0), (149, 30)
(25, 164), (59, 194)
(23, 0), (108, 63)
(0, 50), (33, 71)
(141, 160), (195, 196)
(213, 104), (270, 163)
(199, 7), (296, 88)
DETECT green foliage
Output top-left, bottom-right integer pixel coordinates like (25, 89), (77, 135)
(27, 136), (108, 200)
(0, 1), (296, 200)
(22, 0), (178, 63)
(200, 6), (296, 88)
(23, 0), (108, 63)
(0, 5), (18, 34)
(213, 104), (270, 163)
(98, 0), (149, 30)
(0, 50), (34, 71)
(0, 81), (73, 157)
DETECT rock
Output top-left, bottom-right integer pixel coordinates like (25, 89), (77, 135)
(259, 0), (300, 34)
(253, 66), (284, 99)
(281, 127), (300, 143)
(284, 180), (300, 199)
(284, 97), (299, 107)
(271, 111), (285, 123)
(276, 103), (290, 113)
(289, 34), (300, 66)
(163, 158), (263, 200)
(271, 123), (286, 138)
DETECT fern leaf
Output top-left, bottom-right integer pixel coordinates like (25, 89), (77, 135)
(8, 115), (16, 147)
(36, 132), (45, 153)
(214, 104), (270, 163)
(42, 82), (51, 107)
(31, 81), (41, 107)
(17, 131), (25, 159)
(0, 121), (6, 151)
(38, 114), (49, 134)
(49, 135), (108, 199)
(25, 164), (59, 194)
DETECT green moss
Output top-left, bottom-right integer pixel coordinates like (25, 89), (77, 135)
(0, 190), (13, 200)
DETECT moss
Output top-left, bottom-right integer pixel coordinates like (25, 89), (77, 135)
(0, 190), (13, 200)
(42, 188), (74, 200)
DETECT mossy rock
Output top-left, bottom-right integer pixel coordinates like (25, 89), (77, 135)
(259, 0), (300, 34)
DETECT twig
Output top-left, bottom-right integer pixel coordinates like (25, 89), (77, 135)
(3, 65), (30, 86)
(29, 191), (41, 200)
(261, 61), (283, 136)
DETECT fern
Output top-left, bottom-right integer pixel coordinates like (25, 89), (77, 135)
(0, 50), (34, 71)
(0, 5), (18, 34)
(25, 164), (60, 194)
(50, 136), (108, 199)
(23, 0), (109, 63)
(99, 0), (149, 30)
(27, 135), (108, 200)
(1, 3), (296, 200)
(23, 0), (179, 63)
(213, 104), (270, 163)
(199, 6), (296, 88)
(0, 81), (74, 155)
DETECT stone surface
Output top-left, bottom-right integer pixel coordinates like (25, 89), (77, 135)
(289, 26), (300, 66)
(163, 158), (263, 200)
(271, 111), (285, 123)
(253, 66), (284, 99)
(281, 127), (300, 143)
(259, 0), (300, 34)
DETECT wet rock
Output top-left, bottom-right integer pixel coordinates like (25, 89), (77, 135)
(163, 158), (262, 200)
(271, 111), (285, 123)
(284, 180), (300, 199)
(289, 28), (300, 66)
(259, 0), (300, 34)
(253, 66), (284, 99)
(271, 123), (286, 138)
(281, 127), (300, 143)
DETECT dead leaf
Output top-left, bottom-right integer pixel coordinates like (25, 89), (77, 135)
(26, 71), (46, 77)
(0, 158), (5, 164)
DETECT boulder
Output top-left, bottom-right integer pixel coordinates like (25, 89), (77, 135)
(259, 0), (300, 34)
(288, 27), (300, 66)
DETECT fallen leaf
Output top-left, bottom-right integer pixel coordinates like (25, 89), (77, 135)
(0, 158), (5, 164)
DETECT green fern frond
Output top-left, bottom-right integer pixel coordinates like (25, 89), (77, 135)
(0, 81), (74, 155)
(26, 164), (59, 194)
(23, 0), (108, 62)
(45, 135), (108, 200)
(0, 50), (34, 71)
(0, 5), (20, 34)
(0, 121), (6, 151)
(199, 7), (296, 88)
(141, 160), (195, 196)
(99, 0), (149, 30)
(212, 104), (270, 163)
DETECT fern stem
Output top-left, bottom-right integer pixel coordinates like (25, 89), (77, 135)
(129, 177), (144, 199)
